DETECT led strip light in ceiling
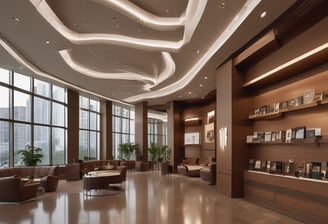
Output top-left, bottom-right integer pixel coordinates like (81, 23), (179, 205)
(59, 50), (175, 88)
(29, 0), (207, 51)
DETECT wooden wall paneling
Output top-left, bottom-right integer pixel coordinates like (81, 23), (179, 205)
(217, 59), (252, 197)
(67, 89), (79, 163)
(135, 102), (148, 162)
(167, 101), (184, 172)
(244, 17), (328, 88)
(244, 171), (328, 224)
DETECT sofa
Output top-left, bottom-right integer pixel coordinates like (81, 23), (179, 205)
(0, 176), (40, 202)
(200, 163), (216, 185)
(0, 166), (60, 192)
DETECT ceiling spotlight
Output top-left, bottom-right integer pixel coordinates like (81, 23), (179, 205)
(12, 17), (20, 22)
(199, 84), (203, 87)
(219, 2), (225, 8)
(260, 11), (267, 18)
(204, 76), (208, 80)
(193, 49), (200, 54)
(45, 40), (51, 44)
(188, 91), (192, 94)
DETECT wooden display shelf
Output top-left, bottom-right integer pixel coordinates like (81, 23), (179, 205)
(248, 101), (320, 120)
(244, 170), (328, 224)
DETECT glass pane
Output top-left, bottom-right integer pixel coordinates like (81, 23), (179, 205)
(90, 99), (99, 112)
(0, 121), (9, 167)
(97, 114), (100, 131)
(89, 131), (97, 159)
(130, 109), (135, 119)
(14, 73), (30, 91)
(53, 85), (66, 103)
(122, 134), (129, 143)
(129, 134), (135, 143)
(79, 130), (88, 160)
(14, 123), (31, 166)
(34, 97), (50, 124)
(0, 68), (9, 84)
(122, 118), (129, 133)
(113, 133), (121, 159)
(34, 125), (50, 165)
(52, 127), (65, 164)
(122, 108), (129, 118)
(14, 91), (31, 122)
(80, 96), (89, 109)
(114, 117), (120, 132)
(90, 112), (97, 130)
(52, 102), (65, 126)
(0, 86), (10, 119)
(34, 79), (50, 97)
(79, 110), (88, 129)
(114, 105), (121, 116)
(130, 119), (135, 134)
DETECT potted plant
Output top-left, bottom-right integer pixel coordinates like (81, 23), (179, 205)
(148, 143), (159, 170)
(118, 143), (138, 161)
(17, 145), (44, 166)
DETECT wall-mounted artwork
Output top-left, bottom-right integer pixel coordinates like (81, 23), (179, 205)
(207, 110), (215, 123)
(205, 123), (214, 143)
(184, 132), (200, 145)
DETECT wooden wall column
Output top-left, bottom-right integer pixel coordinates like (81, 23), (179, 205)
(67, 89), (79, 163)
(135, 102), (148, 162)
(100, 100), (112, 160)
(167, 101), (184, 172)
(216, 59), (251, 197)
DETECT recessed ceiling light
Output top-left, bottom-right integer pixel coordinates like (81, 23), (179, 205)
(188, 91), (192, 94)
(193, 49), (200, 54)
(219, 2), (225, 8)
(199, 84), (203, 87)
(12, 17), (20, 22)
(204, 76), (208, 80)
(45, 40), (51, 44)
(260, 11), (267, 18)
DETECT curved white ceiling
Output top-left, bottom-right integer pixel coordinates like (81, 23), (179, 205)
(0, 0), (297, 106)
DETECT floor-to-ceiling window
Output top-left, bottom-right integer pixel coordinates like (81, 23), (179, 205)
(148, 110), (168, 147)
(148, 118), (167, 146)
(0, 68), (67, 167)
(79, 95), (100, 160)
(112, 103), (135, 159)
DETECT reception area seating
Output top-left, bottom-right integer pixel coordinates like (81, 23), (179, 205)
(0, 176), (40, 202)
(0, 166), (60, 192)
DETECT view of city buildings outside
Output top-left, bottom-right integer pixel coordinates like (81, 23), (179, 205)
(0, 68), (67, 167)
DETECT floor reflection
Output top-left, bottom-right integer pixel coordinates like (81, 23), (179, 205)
(0, 172), (303, 224)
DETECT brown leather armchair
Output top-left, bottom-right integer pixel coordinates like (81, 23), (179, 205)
(0, 176), (40, 202)
(200, 163), (216, 185)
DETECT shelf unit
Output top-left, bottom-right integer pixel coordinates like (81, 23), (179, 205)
(244, 170), (328, 223)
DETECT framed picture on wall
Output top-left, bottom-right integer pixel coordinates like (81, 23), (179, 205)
(204, 123), (215, 143)
(184, 132), (200, 145)
(207, 110), (215, 123)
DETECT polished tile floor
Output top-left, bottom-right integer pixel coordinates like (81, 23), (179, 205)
(0, 171), (304, 224)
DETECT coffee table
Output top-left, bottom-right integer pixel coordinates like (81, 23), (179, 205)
(82, 171), (122, 196)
